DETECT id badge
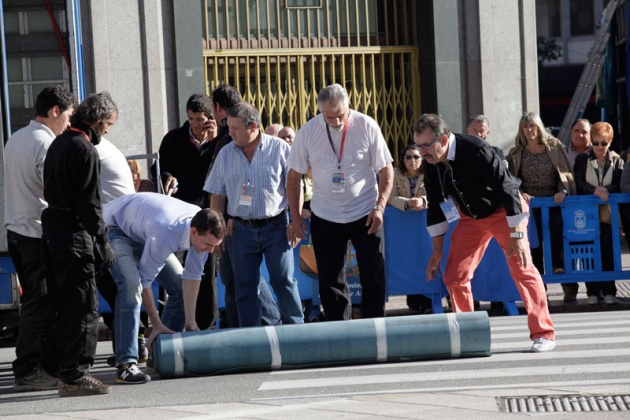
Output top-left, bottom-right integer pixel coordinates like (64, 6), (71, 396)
(239, 183), (254, 206)
(331, 171), (346, 193)
(439, 197), (461, 223)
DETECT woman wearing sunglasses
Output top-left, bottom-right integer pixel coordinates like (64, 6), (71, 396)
(388, 144), (432, 313)
(573, 121), (623, 305)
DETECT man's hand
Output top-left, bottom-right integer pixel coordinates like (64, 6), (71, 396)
(288, 216), (307, 243)
(185, 320), (200, 332)
(366, 208), (383, 234)
(553, 191), (567, 205)
(146, 323), (175, 352)
(203, 117), (218, 140)
(100, 242), (116, 269)
(507, 236), (530, 268)
(164, 176), (178, 196)
(426, 249), (443, 281)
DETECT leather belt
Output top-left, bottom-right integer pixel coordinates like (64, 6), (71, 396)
(232, 210), (286, 228)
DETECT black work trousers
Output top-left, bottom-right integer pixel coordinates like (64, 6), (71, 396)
(7, 230), (58, 379)
(41, 210), (99, 383)
(310, 213), (386, 321)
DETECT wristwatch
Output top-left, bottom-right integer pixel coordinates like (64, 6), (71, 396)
(510, 231), (524, 239)
(373, 205), (384, 212)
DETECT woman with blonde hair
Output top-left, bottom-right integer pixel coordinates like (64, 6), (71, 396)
(506, 112), (577, 300)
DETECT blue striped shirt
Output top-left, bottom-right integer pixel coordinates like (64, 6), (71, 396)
(204, 133), (289, 219)
(103, 192), (207, 288)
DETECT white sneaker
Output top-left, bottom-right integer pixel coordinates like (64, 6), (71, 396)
(587, 295), (599, 305)
(531, 338), (556, 353)
(604, 295), (616, 304)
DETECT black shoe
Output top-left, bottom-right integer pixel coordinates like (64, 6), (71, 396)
(116, 363), (150, 384)
(106, 356), (116, 367)
(58, 374), (110, 397)
(14, 366), (58, 392)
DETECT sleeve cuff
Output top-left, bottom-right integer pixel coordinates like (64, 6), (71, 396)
(506, 212), (529, 228)
(427, 221), (449, 237)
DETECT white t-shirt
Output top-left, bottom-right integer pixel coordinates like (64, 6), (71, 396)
(3, 120), (55, 238)
(95, 138), (136, 204)
(287, 110), (393, 223)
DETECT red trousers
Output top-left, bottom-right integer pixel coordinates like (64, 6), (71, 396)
(444, 205), (555, 341)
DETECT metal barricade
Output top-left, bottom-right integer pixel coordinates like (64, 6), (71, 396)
(529, 193), (630, 284)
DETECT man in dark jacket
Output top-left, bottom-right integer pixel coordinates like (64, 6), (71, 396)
(414, 113), (556, 353)
(155, 93), (219, 329)
(42, 91), (117, 396)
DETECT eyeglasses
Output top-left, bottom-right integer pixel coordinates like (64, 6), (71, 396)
(416, 135), (441, 150)
(592, 142), (609, 147)
(404, 155), (421, 160)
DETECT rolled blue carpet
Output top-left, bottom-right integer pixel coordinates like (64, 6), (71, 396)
(153, 312), (491, 378)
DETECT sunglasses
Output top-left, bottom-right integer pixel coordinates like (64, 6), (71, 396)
(404, 155), (421, 160)
(592, 142), (609, 147)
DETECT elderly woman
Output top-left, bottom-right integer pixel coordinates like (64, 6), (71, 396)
(387, 144), (431, 313)
(573, 122), (623, 305)
(506, 112), (577, 300)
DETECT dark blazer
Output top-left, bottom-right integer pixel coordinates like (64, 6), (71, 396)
(154, 121), (215, 207)
(424, 133), (523, 228)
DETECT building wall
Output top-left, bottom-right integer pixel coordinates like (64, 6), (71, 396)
(83, 0), (175, 161)
(417, 0), (539, 152)
(84, 0), (538, 156)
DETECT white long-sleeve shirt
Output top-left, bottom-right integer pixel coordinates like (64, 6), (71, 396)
(103, 192), (207, 288)
(3, 120), (55, 238)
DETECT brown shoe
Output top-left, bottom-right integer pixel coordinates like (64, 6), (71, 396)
(58, 373), (111, 397)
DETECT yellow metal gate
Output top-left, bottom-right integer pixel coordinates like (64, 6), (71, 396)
(202, 0), (421, 156)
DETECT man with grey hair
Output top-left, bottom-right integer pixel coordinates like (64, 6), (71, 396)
(414, 113), (555, 353)
(205, 102), (304, 327)
(287, 84), (394, 321)
(42, 91), (118, 396)
(466, 115), (490, 140)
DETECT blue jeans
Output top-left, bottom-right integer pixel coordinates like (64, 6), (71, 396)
(219, 234), (281, 328)
(108, 227), (185, 366)
(231, 213), (304, 327)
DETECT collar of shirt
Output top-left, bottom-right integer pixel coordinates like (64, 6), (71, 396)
(188, 126), (208, 148)
(30, 119), (56, 138)
(179, 218), (192, 251)
(446, 133), (457, 162)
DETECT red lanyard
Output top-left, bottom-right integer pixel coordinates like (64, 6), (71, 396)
(325, 116), (349, 169)
(68, 126), (90, 142)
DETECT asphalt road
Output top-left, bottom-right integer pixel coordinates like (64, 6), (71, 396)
(1, 310), (629, 419)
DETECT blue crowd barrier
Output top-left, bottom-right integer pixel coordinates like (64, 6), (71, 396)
(530, 193), (630, 283)
(383, 207), (523, 314)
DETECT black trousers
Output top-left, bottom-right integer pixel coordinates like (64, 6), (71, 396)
(41, 210), (98, 383)
(7, 230), (57, 379)
(585, 222), (617, 297)
(310, 213), (386, 321)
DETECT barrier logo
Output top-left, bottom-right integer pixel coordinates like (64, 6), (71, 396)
(574, 209), (586, 229)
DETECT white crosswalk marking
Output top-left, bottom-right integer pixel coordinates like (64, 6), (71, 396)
(258, 311), (630, 394)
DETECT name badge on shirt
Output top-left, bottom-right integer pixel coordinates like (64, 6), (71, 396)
(239, 183), (254, 206)
(439, 197), (461, 223)
(331, 171), (346, 193)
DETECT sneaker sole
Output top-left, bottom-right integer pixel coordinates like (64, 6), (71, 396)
(116, 375), (151, 384)
(531, 343), (556, 353)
